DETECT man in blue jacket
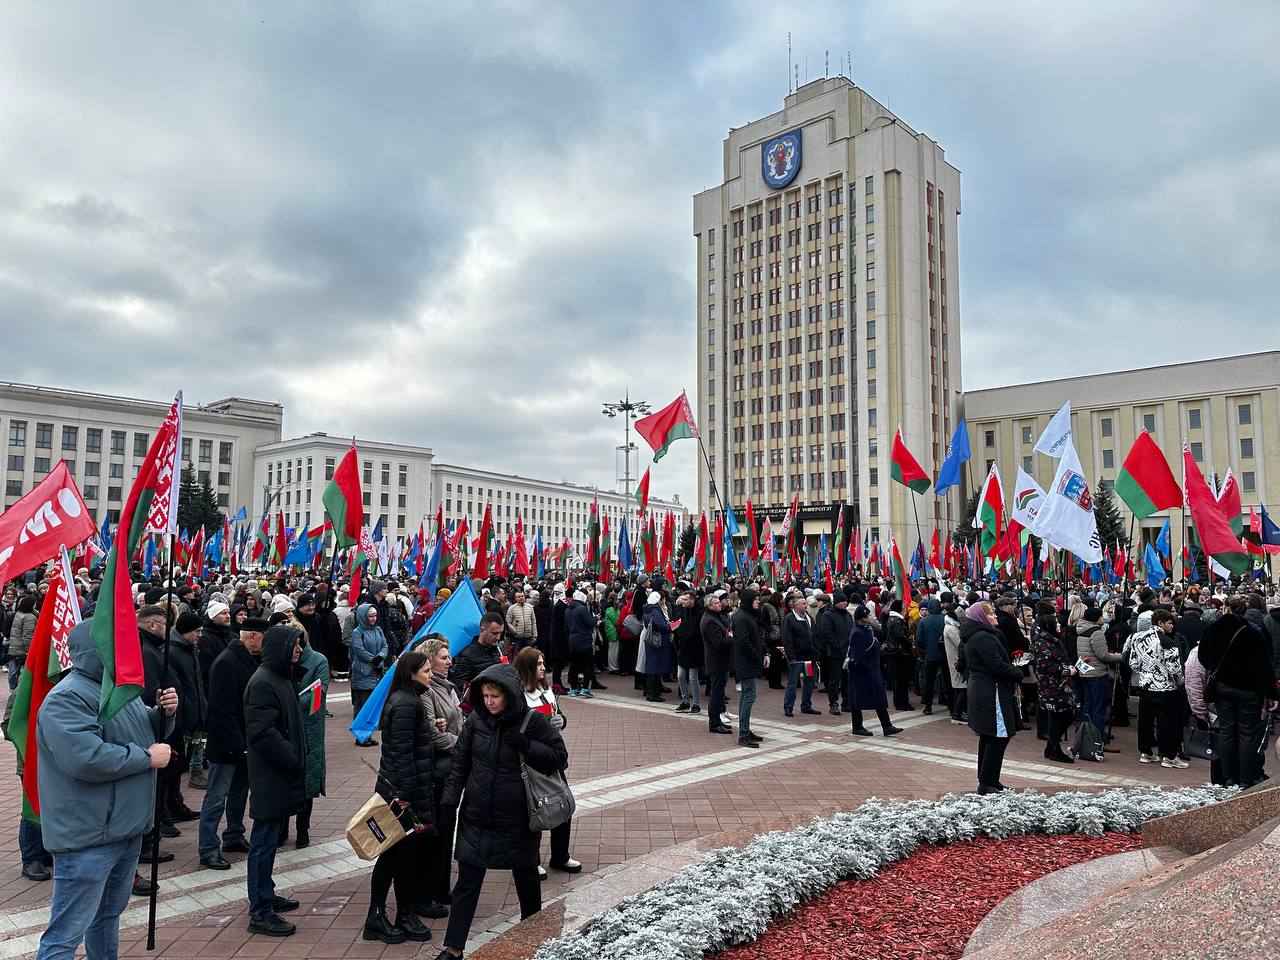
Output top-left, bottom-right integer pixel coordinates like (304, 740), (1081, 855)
(35, 620), (178, 960)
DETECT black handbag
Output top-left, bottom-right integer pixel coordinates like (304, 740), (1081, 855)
(1184, 721), (1217, 761)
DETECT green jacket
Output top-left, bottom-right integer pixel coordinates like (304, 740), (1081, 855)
(297, 644), (329, 798)
(603, 606), (619, 645)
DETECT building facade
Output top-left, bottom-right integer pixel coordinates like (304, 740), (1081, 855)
(694, 76), (963, 549)
(964, 352), (1280, 559)
(1, 382), (283, 522)
(253, 438), (688, 551)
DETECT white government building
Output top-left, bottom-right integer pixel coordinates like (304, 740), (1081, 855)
(1, 383), (686, 552)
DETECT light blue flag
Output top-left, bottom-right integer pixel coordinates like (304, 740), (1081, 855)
(535, 528), (544, 578)
(1155, 518), (1171, 560)
(349, 665), (396, 743)
(934, 419), (970, 497)
(725, 522), (738, 574)
(230, 505), (248, 523)
(409, 577), (486, 655)
(1143, 542), (1166, 588)
(617, 517), (634, 572)
(420, 533), (443, 598)
(143, 537), (157, 580)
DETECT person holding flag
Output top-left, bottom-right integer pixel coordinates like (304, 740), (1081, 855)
(33, 621), (178, 960)
(293, 618), (330, 850)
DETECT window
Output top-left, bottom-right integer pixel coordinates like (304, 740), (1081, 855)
(1142, 413), (1156, 433)
(867, 379), (876, 398)
(867, 409), (877, 428)
(7, 454), (23, 470)
(1102, 449), (1114, 469)
(381, 465), (390, 485)
(866, 291), (875, 311)
(1190, 441), (1204, 462)
(219, 441), (233, 464)
(218, 471), (230, 486)
(5, 478), (22, 497)
(1100, 417), (1112, 438)
(32, 456), (50, 473)
(84, 461), (99, 477)
(866, 262), (874, 281)
(35, 423), (52, 449)
(61, 426), (78, 450)
(866, 349), (876, 369)
(984, 430), (995, 448)
(363, 463), (372, 484)
(869, 497), (879, 516)
(86, 428), (101, 453)
(101, 485), (118, 501)
(217, 494), (230, 508)
(1021, 426), (1033, 445)
(133, 432), (148, 457)
(865, 204), (874, 224)
(1241, 437), (1254, 459)
(399, 466), (408, 488)
(1239, 403), (1252, 425)
(109, 462), (123, 478)
(198, 469), (209, 485)
(199, 439), (212, 463)
(1187, 408), (1201, 430)
(1022, 455), (1033, 472)
(866, 233), (875, 252)
(110, 430), (125, 455)
(8, 420), (26, 445)
(84, 483), (99, 500)
(708, 227), (715, 245)
(828, 188), (840, 207)
(865, 175), (874, 195)
(182, 437), (192, 461)
(1243, 471), (1257, 493)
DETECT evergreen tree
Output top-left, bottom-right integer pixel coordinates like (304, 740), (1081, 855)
(952, 489), (980, 549)
(1093, 478), (1128, 551)
(176, 463), (225, 536)
(677, 520), (697, 570)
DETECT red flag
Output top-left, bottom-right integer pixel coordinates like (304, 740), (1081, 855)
(0, 461), (97, 586)
(634, 467), (651, 516)
(273, 511), (288, 567)
(634, 392), (699, 462)
(1183, 445), (1248, 574)
(190, 526), (206, 577)
(472, 504), (493, 580)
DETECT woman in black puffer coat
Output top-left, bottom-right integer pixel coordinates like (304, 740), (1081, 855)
(363, 652), (438, 945)
(958, 601), (1024, 795)
(439, 664), (568, 957)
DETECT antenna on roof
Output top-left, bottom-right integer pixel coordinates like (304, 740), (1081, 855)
(787, 32), (792, 94)
(825, 50), (829, 77)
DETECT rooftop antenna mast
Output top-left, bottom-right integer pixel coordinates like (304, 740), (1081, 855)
(787, 32), (792, 93)
(825, 50), (829, 77)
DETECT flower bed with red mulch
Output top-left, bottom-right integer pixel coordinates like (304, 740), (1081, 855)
(714, 832), (1143, 960)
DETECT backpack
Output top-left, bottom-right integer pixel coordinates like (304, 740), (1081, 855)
(1073, 716), (1105, 762)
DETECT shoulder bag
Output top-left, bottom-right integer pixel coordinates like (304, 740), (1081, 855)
(1204, 626), (1248, 702)
(516, 711), (575, 832)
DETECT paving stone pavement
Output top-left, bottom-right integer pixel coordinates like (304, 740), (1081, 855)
(0, 670), (1210, 959)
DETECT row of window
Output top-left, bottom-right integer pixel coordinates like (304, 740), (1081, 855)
(5, 421), (234, 465)
(990, 402), (1256, 452)
(4, 455), (231, 486)
(2, 478), (232, 508)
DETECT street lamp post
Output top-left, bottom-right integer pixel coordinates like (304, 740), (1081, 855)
(601, 389), (650, 499)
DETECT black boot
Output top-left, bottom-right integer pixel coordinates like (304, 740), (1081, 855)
(363, 906), (407, 944)
(395, 912), (433, 941)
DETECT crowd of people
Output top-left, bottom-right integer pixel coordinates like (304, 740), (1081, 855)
(3, 559), (1279, 960)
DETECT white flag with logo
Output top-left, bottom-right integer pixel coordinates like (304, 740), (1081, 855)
(1011, 467), (1047, 530)
(1034, 400), (1072, 459)
(1027, 440), (1102, 563)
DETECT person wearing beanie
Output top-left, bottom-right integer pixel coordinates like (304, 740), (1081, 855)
(1075, 605), (1122, 746)
(564, 590), (598, 696)
(167, 611), (210, 804)
(816, 592), (853, 715)
(271, 594), (296, 616)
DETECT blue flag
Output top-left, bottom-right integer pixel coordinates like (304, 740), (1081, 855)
(725, 522), (738, 574)
(1261, 505), (1280, 548)
(230, 505), (248, 523)
(934, 419), (971, 497)
(99, 515), (114, 553)
(409, 577), (486, 656)
(1155, 518), (1171, 559)
(420, 533), (443, 598)
(372, 517), (384, 544)
(617, 517), (634, 572)
(1143, 542), (1166, 588)
(535, 528), (544, 579)
(143, 537), (157, 580)
(349, 665), (397, 744)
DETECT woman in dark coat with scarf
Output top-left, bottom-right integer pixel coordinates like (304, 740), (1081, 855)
(642, 591), (675, 703)
(958, 601), (1024, 794)
(847, 605), (902, 737)
(1032, 602), (1077, 764)
(438, 664), (568, 958)
(363, 651), (437, 945)
(731, 588), (767, 747)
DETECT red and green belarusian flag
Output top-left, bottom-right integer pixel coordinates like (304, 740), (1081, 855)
(599, 512), (611, 575)
(833, 504), (845, 573)
(638, 515), (656, 572)
(299, 679), (324, 716)
(974, 462), (1004, 558)
(9, 547), (81, 822)
(471, 503), (494, 580)
(584, 493), (601, 574)
(323, 442), (363, 548)
(635, 391), (699, 462)
(635, 467), (650, 515)
(760, 516), (777, 589)
(252, 513), (270, 563)
(890, 426), (931, 493)
(890, 537), (912, 609)
(1215, 470), (1244, 536)
(693, 512), (709, 581)
(94, 391), (182, 723)
(1114, 429), (1181, 520)
(1183, 445), (1248, 574)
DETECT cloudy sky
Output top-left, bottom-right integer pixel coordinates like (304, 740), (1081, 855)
(1, 1), (1276, 507)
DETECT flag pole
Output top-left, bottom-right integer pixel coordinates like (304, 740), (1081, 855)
(146, 531), (177, 951)
(695, 436), (728, 522)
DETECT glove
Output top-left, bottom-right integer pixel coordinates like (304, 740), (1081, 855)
(549, 712), (566, 731)
(508, 731), (530, 751)
(372, 656), (385, 669)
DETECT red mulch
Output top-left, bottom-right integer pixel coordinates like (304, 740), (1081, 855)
(714, 832), (1143, 960)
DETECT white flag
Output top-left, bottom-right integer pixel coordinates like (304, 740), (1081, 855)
(1011, 467), (1046, 530)
(1027, 440), (1102, 563)
(1034, 400), (1072, 459)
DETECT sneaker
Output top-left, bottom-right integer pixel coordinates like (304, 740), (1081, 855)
(580, 689), (594, 699)
(248, 913), (296, 937)
(723, 711), (737, 721)
(1139, 753), (1155, 764)
(689, 705), (701, 714)
(950, 718), (966, 725)
(550, 858), (583, 873)
(1161, 756), (1190, 769)
(567, 689), (580, 697)
(675, 702), (690, 713)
